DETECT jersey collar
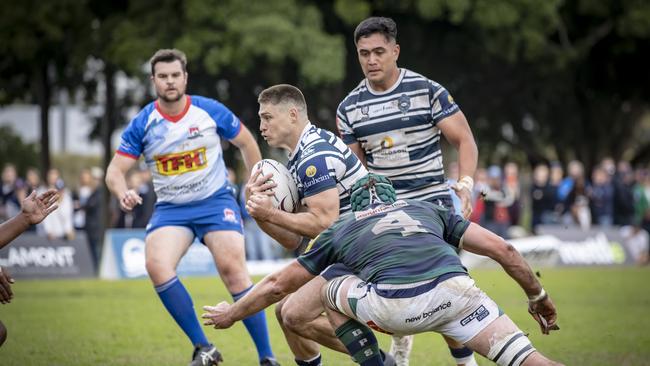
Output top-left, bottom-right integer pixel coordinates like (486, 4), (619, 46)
(155, 95), (192, 123)
(288, 122), (313, 159)
(364, 68), (405, 96)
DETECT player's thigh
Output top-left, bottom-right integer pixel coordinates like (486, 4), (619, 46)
(464, 314), (532, 361)
(282, 275), (329, 324)
(322, 275), (363, 319)
(145, 226), (194, 282)
(203, 230), (250, 290)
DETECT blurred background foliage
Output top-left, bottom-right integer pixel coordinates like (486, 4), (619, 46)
(0, 0), (649, 175)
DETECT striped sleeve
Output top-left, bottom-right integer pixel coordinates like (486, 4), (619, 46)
(336, 102), (357, 144)
(429, 82), (460, 125)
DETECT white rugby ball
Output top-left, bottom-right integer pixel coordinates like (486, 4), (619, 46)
(251, 159), (300, 213)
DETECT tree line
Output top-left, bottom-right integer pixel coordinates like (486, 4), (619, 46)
(1, 0), (649, 175)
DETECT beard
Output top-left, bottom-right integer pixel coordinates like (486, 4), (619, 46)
(157, 88), (185, 103)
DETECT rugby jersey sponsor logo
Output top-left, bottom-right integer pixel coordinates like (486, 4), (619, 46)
(154, 147), (208, 176)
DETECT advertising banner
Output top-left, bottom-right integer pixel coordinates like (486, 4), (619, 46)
(461, 225), (638, 269)
(0, 232), (96, 279)
(99, 229), (217, 279)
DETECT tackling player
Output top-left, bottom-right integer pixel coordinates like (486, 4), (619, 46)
(105, 49), (277, 366)
(336, 17), (480, 366)
(203, 174), (562, 366)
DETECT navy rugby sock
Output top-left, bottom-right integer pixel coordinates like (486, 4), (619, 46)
(334, 319), (382, 366)
(232, 285), (274, 361)
(295, 353), (322, 365)
(450, 346), (475, 364)
(155, 276), (209, 347)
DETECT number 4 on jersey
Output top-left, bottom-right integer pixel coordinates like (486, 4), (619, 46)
(372, 210), (427, 236)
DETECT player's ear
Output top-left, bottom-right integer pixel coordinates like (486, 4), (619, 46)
(393, 43), (400, 61)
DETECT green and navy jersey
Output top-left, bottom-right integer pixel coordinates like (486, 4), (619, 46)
(297, 199), (469, 284)
(336, 69), (460, 202)
(287, 123), (367, 213)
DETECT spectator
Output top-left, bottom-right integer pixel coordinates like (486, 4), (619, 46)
(588, 166), (614, 227)
(41, 168), (75, 240)
(132, 166), (156, 228)
(0, 164), (22, 222)
(613, 161), (636, 226)
(82, 167), (105, 268)
(549, 161), (564, 214)
(531, 164), (557, 231)
(634, 169), (650, 236)
(504, 162), (522, 226)
(480, 165), (511, 238)
(73, 169), (94, 230)
(563, 160), (591, 230)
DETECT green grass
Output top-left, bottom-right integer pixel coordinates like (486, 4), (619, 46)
(1, 267), (649, 365)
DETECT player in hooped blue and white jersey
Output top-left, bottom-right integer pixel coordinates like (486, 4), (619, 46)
(244, 85), (372, 366)
(105, 49), (278, 366)
(336, 17), (480, 366)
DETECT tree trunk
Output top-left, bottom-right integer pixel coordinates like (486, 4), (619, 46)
(100, 63), (118, 236)
(36, 63), (51, 177)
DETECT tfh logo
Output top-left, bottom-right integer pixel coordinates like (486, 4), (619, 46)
(155, 147), (208, 175)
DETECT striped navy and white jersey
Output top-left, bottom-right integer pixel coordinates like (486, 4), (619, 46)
(336, 68), (461, 202)
(287, 123), (368, 214)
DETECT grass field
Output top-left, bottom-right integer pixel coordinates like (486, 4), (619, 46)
(1, 266), (649, 365)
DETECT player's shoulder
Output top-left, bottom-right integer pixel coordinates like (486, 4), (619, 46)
(128, 101), (156, 129)
(402, 68), (446, 91)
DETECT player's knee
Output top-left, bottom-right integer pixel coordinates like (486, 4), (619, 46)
(280, 302), (308, 332)
(145, 257), (173, 280)
(487, 331), (535, 366)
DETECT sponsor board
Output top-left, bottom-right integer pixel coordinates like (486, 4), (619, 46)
(100, 229), (217, 279)
(99, 229), (293, 279)
(0, 232), (95, 278)
(460, 225), (636, 268)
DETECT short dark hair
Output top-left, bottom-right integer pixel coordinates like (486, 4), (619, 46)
(258, 84), (307, 113)
(149, 49), (187, 75)
(354, 17), (397, 44)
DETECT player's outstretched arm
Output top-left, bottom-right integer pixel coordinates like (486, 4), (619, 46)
(438, 111), (478, 218)
(461, 222), (559, 334)
(202, 260), (314, 328)
(105, 154), (141, 212)
(0, 189), (59, 250)
(230, 124), (262, 174)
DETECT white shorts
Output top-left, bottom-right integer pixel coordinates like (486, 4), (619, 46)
(327, 273), (501, 343)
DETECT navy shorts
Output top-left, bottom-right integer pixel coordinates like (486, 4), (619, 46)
(147, 188), (243, 243)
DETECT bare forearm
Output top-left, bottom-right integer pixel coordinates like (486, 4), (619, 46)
(267, 210), (328, 238)
(105, 166), (128, 198)
(0, 213), (31, 249)
(256, 220), (303, 250)
(457, 138), (478, 179)
(495, 245), (543, 298)
(228, 274), (289, 322)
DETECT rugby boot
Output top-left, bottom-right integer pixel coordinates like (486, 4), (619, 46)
(189, 344), (223, 366)
(260, 356), (281, 366)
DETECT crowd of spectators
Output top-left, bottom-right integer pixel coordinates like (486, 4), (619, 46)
(2, 157), (649, 266)
(462, 158), (650, 264)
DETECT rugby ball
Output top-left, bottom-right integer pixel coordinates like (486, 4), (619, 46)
(251, 159), (300, 213)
